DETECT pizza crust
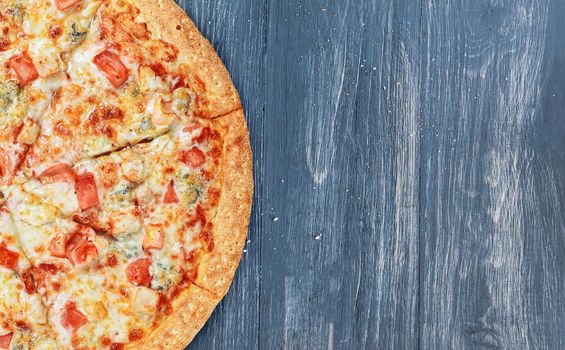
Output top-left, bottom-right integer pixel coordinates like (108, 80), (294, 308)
(130, 283), (220, 350)
(194, 109), (253, 297)
(134, 0), (254, 295)
(135, 110), (252, 348)
(134, 0), (242, 118)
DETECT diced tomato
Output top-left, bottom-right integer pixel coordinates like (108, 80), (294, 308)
(0, 332), (13, 349)
(61, 301), (88, 333)
(31, 263), (61, 288)
(66, 233), (98, 267)
(110, 343), (125, 350)
(186, 205), (207, 228)
(9, 52), (38, 86)
(125, 258), (152, 287)
(180, 147), (206, 168)
(207, 146), (222, 159)
(19, 269), (36, 294)
(143, 224), (164, 251)
(169, 73), (186, 90)
(54, 0), (81, 11)
(149, 63), (167, 77)
(0, 245), (19, 270)
(163, 180), (179, 204)
(0, 38), (9, 52)
(128, 328), (144, 341)
(75, 173), (99, 210)
(93, 50), (130, 88)
(49, 232), (68, 258)
(49, 25), (63, 39)
(39, 163), (75, 184)
(0, 148), (10, 179)
(194, 127), (219, 143)
(106, 253), (118, 267)
(195, 205), (207, 226)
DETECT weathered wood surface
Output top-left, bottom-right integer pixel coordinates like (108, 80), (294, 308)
(177, 0), (565, 349)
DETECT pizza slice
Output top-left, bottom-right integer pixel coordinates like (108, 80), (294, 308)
(132, 111), (253, 297)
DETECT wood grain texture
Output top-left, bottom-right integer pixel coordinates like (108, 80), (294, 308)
(175, 0), (565, 349)
(419, 0), (564, 348)
(259, 1), (420, 349)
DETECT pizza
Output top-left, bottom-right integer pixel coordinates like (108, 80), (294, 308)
(0, 0), (253, 349)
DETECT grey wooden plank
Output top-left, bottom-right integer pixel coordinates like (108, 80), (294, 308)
(174, 1), (267, 349)
(419, 0), (565, 349)
(259, 1), (420, 349)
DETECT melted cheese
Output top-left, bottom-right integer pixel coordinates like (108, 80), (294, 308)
(0, 0), (227, 348)
(0, 212), (56, 349)
(23, 180), (79, 216)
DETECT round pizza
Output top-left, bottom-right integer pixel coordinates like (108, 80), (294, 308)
(0, 0), (253, 349)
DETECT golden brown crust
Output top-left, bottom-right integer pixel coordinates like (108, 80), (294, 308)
(194, 109), (253, 297)
(130, 284), (220, 350)
(132, 111), (252, 350)
(134, 0), (242, 118)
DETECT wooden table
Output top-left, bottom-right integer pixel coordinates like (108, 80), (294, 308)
(179, 0), (565, 348)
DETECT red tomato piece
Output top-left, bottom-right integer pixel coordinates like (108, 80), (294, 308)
(19, 269), (36, 294)
(110, 343), (125, 350)
(49, 232), (68, 258)
(142, 224), (164, 251)
(93, 50), (130, 88)
(149, 63), (167, 77)
(194, 127), (219, 143)
(61, 301), (88, 333)
(66, 233), (98, 267)
(9, 52), (38, 86)
(180, 147), (206, 168)
(75, 173), (99, 210)
(54, 0), (81, 11)
(0, 333), (13, 349)
(39, 163), (75, 184)
(163, 180), (179, 204)
(169, 73), (186, 90)
(31, 263), (61, 288)
(0, 148), (10, 179)
(0, 245), (19, 270)
(195, 205), (207, 226)
(126, 258), (152, 287)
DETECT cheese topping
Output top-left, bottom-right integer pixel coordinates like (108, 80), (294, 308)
(0, 0), (227, 348)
